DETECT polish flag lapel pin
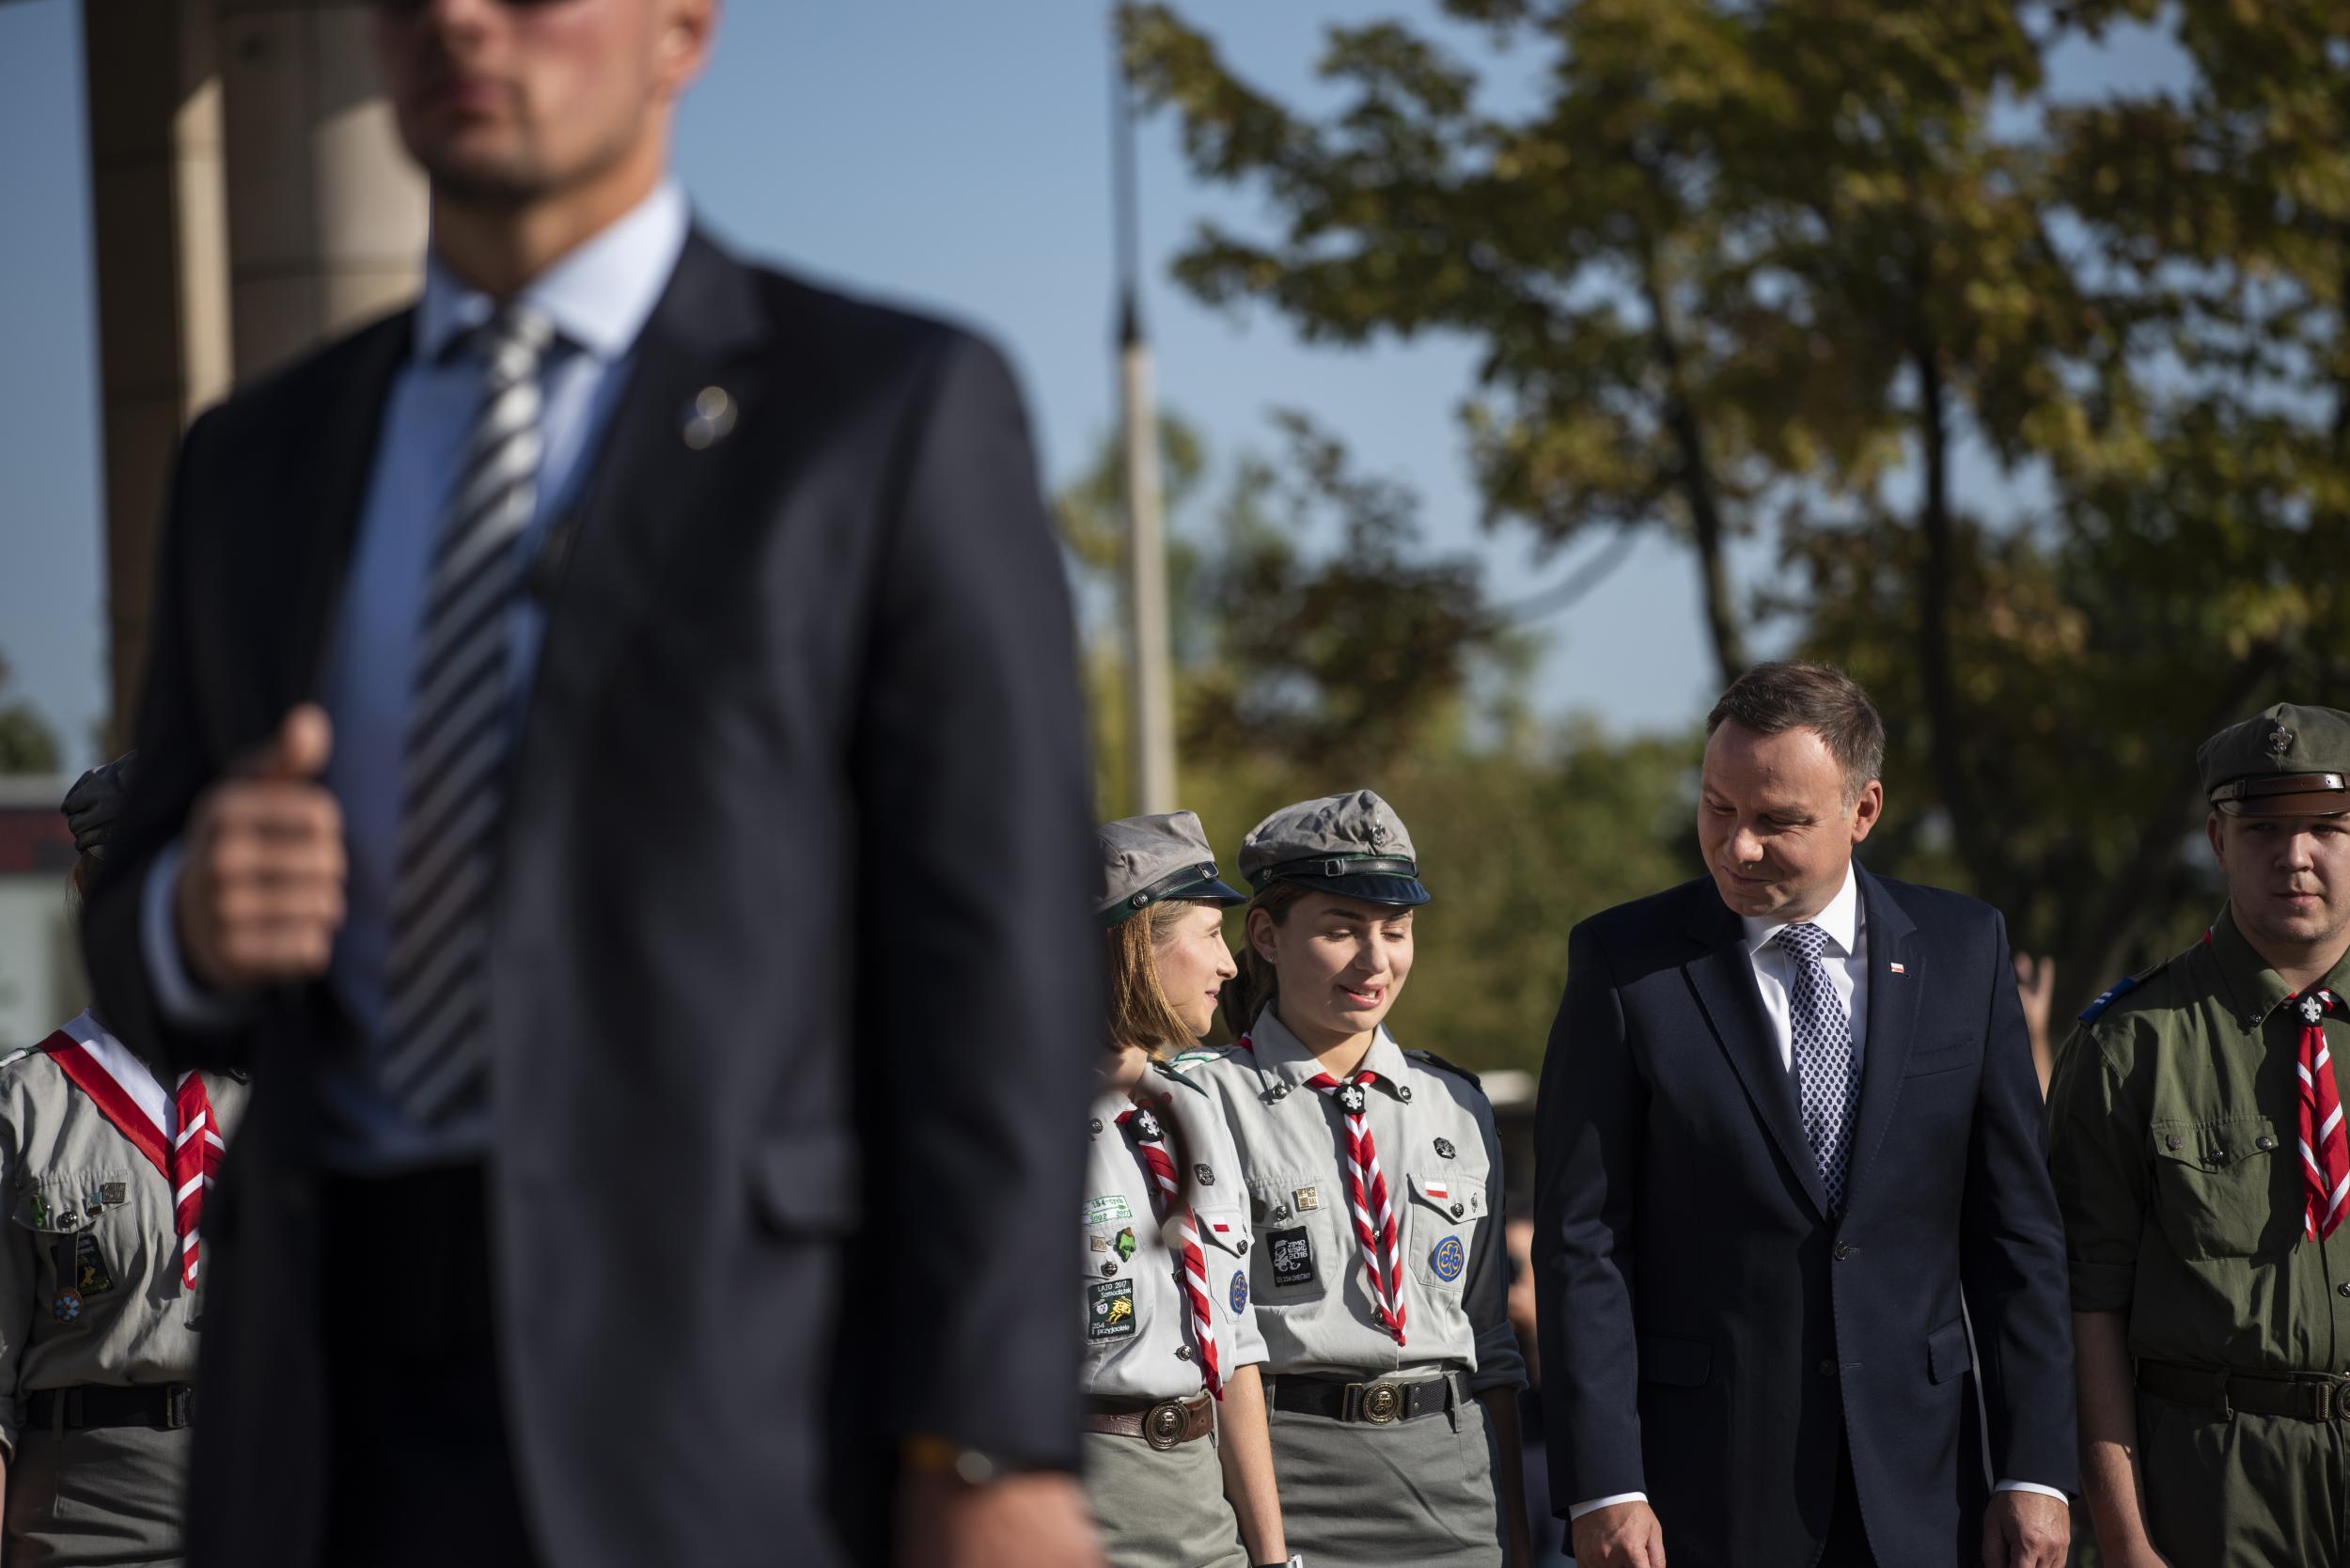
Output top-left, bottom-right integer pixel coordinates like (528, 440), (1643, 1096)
(1888, 962), (1907, 975)
(1425, 1179), (1451, 1202)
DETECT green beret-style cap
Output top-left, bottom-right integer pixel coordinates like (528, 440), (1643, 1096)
(2200, 703), (2350, 817)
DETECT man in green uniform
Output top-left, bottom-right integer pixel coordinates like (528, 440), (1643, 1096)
(2050, 702), (2350, 1567)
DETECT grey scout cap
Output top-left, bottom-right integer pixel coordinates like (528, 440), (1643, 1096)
(2201, 703), (2350, 818)
(1097, 811), (1248, 928)
(1237, 789), (1430, 907)
(61, 752), (137, 858)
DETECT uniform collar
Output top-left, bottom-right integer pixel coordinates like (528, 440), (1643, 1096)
(415, 180), (690, 366)
(1245, 1004), (1412, 1096)
(1741, 863), (1862, 961)
(2208, 904), (2350, 1026)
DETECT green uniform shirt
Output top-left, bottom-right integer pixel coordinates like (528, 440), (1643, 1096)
(2048, 907), (2350, 1372)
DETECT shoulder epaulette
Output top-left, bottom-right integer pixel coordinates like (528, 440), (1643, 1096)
(1149, 1057), (1214, 1094)
(2077, 958), (2172, 1024)
(0, 1047), (34, 1073)
(1404, 1048), (1481, 1089)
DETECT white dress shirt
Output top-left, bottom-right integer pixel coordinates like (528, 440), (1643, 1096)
(1569, 865), (2065, 1520)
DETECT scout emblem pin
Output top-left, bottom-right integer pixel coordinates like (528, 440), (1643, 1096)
(1193, 1163), (1215, 1187)
(1230, 1270), (1248, 1312)
(1293, 1186), (1320, 1213)
(1434, 1137), (1455, 1159)
(1430, 1235), (1465, 1282)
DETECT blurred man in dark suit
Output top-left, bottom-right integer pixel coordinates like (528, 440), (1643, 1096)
(80, 4), (1101, 1565)
(1535, 663), (2075, 1567)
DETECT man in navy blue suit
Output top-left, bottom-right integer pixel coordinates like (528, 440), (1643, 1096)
(1534, 663), (2076, 1567)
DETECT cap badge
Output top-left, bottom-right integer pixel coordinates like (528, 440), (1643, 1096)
(2269, 724), (2296, 756)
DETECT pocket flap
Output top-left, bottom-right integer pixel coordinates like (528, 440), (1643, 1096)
(1636, 1333), (1712, 1388)
(2150, 1115), (2283, 1173)
(1406, 1172), (1487, 1221)
(746, 1130), (862, 1237)
(1927, 1316), (1973, 1385)
(1195, 1205), (1249, 1257)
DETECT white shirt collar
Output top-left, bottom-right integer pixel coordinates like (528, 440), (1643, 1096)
(1742, 863), (1862, 960)
(415, 180), (690, 365)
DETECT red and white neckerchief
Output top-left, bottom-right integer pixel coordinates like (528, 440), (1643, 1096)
(2293, 990), (2350, 1242)
(36, 1012), (222, 1288)
(1116, 1101), (1223, 1399)
(1302, 1062), (1407, 1345)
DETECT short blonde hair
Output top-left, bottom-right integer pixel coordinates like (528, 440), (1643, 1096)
(1105, 899), (1215, 1057)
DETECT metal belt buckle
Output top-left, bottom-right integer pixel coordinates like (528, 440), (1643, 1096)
(2331, 1382), (2350, 1423)
(1357, 1381), (1402, 1425)
(1144, 1398), (1188, 1450)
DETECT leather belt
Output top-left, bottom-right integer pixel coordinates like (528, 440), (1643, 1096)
(1082, 1391), (1214, 1450)
(2138, 1359), (2350, 1421)
(1269, 1370), (1467, 1425)
(26, 1383), (196, 1432)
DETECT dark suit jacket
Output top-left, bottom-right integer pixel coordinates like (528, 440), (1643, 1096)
(1532, 870), (2076, 1566)
(80, 231), (1100, 1568)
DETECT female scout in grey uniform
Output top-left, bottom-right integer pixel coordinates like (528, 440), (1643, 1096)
(1083, 812), (1294, 1568)
(1179, 792), (1530, 1568)
(0, 758), (246, 1566)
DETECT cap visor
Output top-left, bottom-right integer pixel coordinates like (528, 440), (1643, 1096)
(1161, 873), (1250, 907)
(1281, 872), (1431, 908)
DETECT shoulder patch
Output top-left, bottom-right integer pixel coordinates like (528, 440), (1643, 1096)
(1404, 1048), (1481, 1090)
(2077, 958), (2171, 1024)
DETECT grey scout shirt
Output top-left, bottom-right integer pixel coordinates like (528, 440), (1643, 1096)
(1083, 1060), (1267, 1402)
(0, 1014), (248, 1454)
(1178, 1007), (1526, 1393)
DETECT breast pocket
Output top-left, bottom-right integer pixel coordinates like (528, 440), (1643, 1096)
(12, 1168), (147, 1329)
(1195, 1205), (1253, 1324)
(1404, 1172), (1487, 1294)
(1249, 1178), (1335, 1303)
(2150, 1115), (2294, 1259)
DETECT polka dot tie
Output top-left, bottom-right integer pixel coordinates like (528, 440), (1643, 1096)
(1778, 922), (1856, 1213)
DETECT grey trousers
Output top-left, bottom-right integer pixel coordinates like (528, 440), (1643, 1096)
(1268, 1388), (1504, 1568)
(4, 1421), (189, 1568)
(1081, 1428), (1250, 1568)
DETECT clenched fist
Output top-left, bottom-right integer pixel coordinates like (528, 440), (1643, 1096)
(176, 705), (347, 992)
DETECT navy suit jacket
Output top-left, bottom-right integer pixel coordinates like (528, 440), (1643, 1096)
(1532, 870), (2076, 1566)
(81, 232), (1099, 1568)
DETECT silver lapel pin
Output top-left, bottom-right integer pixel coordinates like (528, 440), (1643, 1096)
(682, 385), (736, 449)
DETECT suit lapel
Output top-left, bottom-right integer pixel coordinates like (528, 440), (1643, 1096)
(1842, 869), (1921, 1211)
(503, 231), (770, 823)
(1681, 886), (1832, 1219)
(268, 311), (415, 724)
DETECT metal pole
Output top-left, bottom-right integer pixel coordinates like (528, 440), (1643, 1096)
(1112, 35), (1178, 815)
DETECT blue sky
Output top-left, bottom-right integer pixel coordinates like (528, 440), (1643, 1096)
(0, 2), (2185, 773)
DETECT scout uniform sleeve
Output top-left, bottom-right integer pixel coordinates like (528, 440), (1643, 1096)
(2046, 1017), (2146, 1313)
(1462, 1102), (1527, 1394)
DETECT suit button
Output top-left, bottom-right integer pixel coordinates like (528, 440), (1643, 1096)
(1833, 1243), (1856, 1261)
(2338, 1282), (2349, 1298)
(1817, 1358), (1839, 1378)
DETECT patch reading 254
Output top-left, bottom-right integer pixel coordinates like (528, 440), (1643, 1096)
(1087, 1278), (1137, 1344)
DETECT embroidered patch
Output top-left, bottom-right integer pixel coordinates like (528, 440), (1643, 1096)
(1268, 1227), (1316, 1290)
(1293, 1186), (1321, 1213)
(1115, 1227), (1137, 1263)
(1088, 1278), (1137, 1343)
(1230, 1269), (1248, 1313)
(72, 1233), (116, 1296)
(1430, 1235), (1465, 1283)
(1194, 1163), (1216, 1187)
(1084, 1194), (1135, 1226)
(49, 1290), (80, 1325)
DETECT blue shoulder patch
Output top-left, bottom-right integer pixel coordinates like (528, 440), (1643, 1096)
(2077, 973), (2139, 1023)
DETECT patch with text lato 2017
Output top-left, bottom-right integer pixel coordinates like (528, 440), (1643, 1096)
(1267, 1227), (1316, 1290)
(1429, 1235), (1465, 1282)
(1088, 1278), (1137, 1344)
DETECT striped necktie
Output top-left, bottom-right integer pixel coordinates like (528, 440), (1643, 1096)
(1305, 1068), (1406, 1344)
(1116, 1103), (1223, 1399)
(1778, 922), (1857, 1212)
(380, 306), (556, 1124)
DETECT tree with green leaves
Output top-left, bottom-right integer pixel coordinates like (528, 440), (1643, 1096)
(0, 652), (61, 776)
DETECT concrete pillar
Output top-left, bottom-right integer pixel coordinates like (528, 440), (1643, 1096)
(216, 0), (423, 381)
(80, 0), (234, 745)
